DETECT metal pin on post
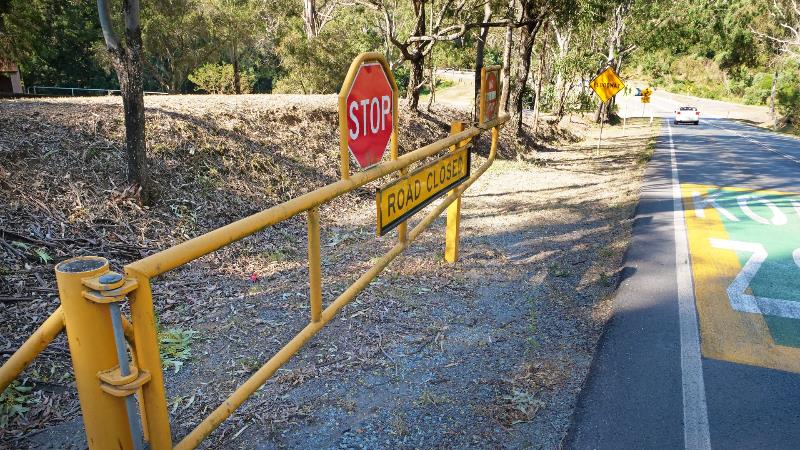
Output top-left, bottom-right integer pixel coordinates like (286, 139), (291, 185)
(102, 272), (145, 450)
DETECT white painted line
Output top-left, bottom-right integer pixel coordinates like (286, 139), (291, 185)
(667, 121), (712, 450)
(707, 120), (800, 166)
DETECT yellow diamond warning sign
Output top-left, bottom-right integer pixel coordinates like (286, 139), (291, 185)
(589, 67), (625, 103)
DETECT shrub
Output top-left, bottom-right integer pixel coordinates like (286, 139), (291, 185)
(743, 72), (774, 105)
(776, 63), (800, 124)
(188, 63), (255, 94)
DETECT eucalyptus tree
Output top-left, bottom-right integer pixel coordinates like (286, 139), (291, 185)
(507, 0), (574, 135)
(366, 0), (475, 111)
(96, 0), (151, 204)
(142, 0), (212, 93)
(199, 0), (262, 94)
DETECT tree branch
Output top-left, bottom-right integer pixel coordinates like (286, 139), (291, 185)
(97, 0), (120, 50)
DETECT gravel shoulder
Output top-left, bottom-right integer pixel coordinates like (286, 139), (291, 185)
(0, 93), (657, 448)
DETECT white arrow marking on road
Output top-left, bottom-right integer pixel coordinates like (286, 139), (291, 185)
(736, 195), (788, 225)
(709, 238), (800, 319)
(692, 191), (738, 221)
(792, 200), (800, 219)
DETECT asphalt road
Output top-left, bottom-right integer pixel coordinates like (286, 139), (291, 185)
(566, 117), (800, 449)
(616, 86), (772, 124)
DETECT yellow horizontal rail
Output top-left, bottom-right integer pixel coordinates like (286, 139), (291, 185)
(0, 308), (139, 394)
(175, 123), (503, 450)
(127, 115), (506, 279)
(0, 307), (64, 392)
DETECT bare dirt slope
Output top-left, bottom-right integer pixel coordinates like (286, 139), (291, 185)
(0, 94), (656, 448)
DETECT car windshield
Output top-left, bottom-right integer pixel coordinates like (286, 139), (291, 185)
(680, 107), (697, 111)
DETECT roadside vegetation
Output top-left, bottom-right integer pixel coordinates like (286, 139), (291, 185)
(626, 0), (800, 129)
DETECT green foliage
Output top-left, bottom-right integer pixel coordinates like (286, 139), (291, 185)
(420, 79), (454, 96)
(188, 63), (255, 94)
(637, 49), (674, 79)
(142, 0), (211, 92)
(272, 10), (381, 94)
(33, 247), (52, 263)
(159, 327), (197, 373)
(776, 62), (800, 124)
(0, 0), (117, 88)
(393, 65), (410, 98)
(0, 381), (34, 428)
(743, 72), (774, 105)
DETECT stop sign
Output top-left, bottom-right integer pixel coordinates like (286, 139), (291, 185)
(344, 62), (394, 168)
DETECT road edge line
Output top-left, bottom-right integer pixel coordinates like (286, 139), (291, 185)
(667, 120), (712, 450)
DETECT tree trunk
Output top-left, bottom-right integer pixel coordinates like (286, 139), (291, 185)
(404, 0), (426, 112)
(556, 77), (568, 119)
(532, 29), (547, 135)
(770, 68), (778, 127)
(473, 2), (492, 120)
(499, 0), (515, 113)
(303, 0), (318, 38)
(118, 61), (150, 204)
(594, 100), (607, 124)
(232, 42), (241, 94)
(407, 54), (425, 111)
(510, 23), (538, 135)
(98, 0), (151, 205)
(426, 53), (436, 111)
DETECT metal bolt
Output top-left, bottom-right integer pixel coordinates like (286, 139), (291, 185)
(99, 272), (124, 286)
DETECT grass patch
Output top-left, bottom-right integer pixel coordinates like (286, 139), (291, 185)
(637, 137), (656, 164)
(419, 79), (455, 96)
(418, 389), (449, 406)
(548, 263), (570, 278)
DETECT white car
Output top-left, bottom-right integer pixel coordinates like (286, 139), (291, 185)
(675, 106), (700, 125)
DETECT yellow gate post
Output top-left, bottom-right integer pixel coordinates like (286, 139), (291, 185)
(54, 256), (135, 449)
(445, 121), (471, 263)
(124, 270), (173, 450)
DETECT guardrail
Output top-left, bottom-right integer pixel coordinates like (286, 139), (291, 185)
(26, 86), (168, 96)
(0, 53), (507, 449)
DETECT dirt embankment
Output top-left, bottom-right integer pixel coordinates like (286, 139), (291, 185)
(0, 95), (655, 449)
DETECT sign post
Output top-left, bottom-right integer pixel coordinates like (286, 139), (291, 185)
(479, 65), (501, 125)
(589, 67), (625, 156)
(640, 87), (652, 118)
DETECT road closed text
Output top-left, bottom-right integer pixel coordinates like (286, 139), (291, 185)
(376, 145), (470, 235)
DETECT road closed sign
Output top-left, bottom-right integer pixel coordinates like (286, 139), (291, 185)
(480, 66), (501, 124)
(338, 57), (397, 170)
(376, 145), (470, 236)
(589, 67), (625, 103)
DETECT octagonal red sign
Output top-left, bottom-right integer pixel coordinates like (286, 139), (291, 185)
(345, 62), (394, 168)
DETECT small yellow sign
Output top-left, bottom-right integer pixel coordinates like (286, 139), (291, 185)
(641, 96), (651, 104)
(589, 67), (625, 103)
(641, 87), (653, 97)
(376, 145), (470, 236)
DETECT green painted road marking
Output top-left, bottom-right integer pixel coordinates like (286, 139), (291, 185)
(684, 184), (800, 373)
